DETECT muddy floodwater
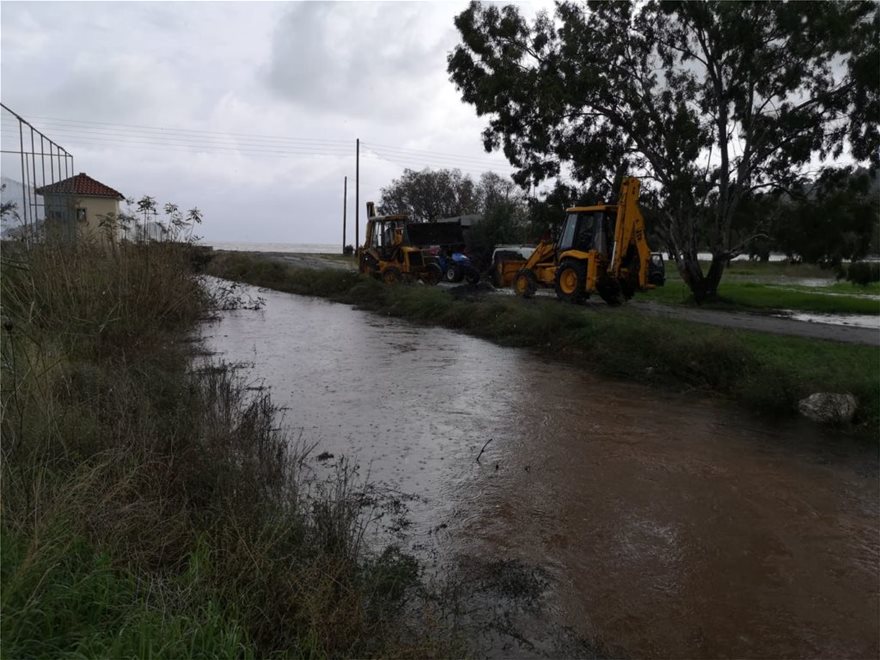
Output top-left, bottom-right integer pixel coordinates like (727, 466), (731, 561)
(202, 284), (879, 658)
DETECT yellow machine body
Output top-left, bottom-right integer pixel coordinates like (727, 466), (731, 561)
(505, 177), (657, 305)
(357, 206), (440, 285)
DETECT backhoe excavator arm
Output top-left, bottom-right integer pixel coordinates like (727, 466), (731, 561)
(608, 177), (653, 288)
(523, 239), (557, 270)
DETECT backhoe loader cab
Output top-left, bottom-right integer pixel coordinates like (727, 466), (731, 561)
(508, 177), (661, 305)
(557, 209), (615, 254)
(358, 204), (441, 285)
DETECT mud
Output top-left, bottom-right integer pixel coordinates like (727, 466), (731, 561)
(202, 284), (879, 658)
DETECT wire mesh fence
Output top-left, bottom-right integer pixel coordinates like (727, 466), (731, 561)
(1, 102), (75, 240)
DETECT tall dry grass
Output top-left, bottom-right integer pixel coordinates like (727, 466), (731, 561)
(1, 239), (442, 658)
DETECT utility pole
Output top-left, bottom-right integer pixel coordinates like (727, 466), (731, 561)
(355, 138), (360, 255)
(342, 176), (347, 254)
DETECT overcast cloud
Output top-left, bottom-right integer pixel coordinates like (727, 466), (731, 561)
(0, 1), (546, 245)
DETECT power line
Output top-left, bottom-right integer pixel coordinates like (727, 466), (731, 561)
(0, 124), (352, 152)
(20, 115), (353, 147)
(3, 115), (516, 172)
(1, 115), (520, 178)
(0, 120), (351, 153)
(1, 130), (519, 177)
(0, 129), (349, 159)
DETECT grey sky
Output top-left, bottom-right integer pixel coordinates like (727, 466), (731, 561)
(0, 1), (545, 244)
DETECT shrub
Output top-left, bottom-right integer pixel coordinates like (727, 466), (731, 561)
(845, 260), (880, 286)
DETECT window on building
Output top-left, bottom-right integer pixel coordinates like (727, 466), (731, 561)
(76, 208), (87, 222)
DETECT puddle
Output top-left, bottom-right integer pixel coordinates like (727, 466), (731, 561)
(774, 309), (880, 329)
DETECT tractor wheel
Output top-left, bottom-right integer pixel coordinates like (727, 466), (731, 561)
(465, 267), (480, 285)
(554, 260), (586, 303)
(513, 269), (538, 298)
(597, 277), (624, 306)
(421, 264), (442, 286)
(445, 264), (462, 283)
(382, 267), (403, 285)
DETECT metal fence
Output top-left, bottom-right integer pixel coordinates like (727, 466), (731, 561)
(1, 102), (75, 237)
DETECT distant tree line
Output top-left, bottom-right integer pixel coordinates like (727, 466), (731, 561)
(378, 166), (880, 268)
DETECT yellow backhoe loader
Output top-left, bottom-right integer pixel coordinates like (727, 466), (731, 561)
(358, 203), (442, 285)
(503, 177), (663, 305)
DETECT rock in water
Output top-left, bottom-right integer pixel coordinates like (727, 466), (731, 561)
(797, 393), (858, 424)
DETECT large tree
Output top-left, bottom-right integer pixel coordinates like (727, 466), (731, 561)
(448, 0), (879, 301)
(378, 168), (480, 221)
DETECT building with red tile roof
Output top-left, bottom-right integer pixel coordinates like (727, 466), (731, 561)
(36, 172), (125, 242)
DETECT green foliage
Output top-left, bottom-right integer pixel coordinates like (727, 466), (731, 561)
(378, 168), (480, 221)
(448, 0), (880, 298)
(377, 167), (539, 263)
(769, 168), (879, 266)
(1, 531), (249, 659)
(846, 261), (880, 286)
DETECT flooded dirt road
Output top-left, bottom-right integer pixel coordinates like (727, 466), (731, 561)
(202, 284), (879, 658)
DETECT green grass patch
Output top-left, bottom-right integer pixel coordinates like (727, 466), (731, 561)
(207, 252), (880, 436)
(642, 265), (880, 315)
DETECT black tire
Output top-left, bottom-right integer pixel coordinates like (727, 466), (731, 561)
(465, 267), (480, 285)
(444, 264), (462, 283)
(382, 267), (402, 285)
(597, 277), (624, 306)
(513, 269), (538, 298)
(554, 260), (586, 303)
(421, 263), (442, 286)
(648, 271), (665, 287)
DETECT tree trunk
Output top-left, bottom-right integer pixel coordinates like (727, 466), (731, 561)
(677, 252), (727, 304)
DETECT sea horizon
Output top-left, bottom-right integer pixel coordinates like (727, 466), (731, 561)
(203, 241), (341, 254)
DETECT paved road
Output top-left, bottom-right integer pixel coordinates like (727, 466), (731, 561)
(631, 300), (879, 347)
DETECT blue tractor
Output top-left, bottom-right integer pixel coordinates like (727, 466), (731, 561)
(437, 251), (480, 284)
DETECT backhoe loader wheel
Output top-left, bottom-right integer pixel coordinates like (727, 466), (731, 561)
(555, 260), (586, 303)
(513, 269), (538, 298)
(382, 267), (403, 285)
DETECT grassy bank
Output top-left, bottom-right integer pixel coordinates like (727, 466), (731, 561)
(1, 242), (452, 658)
(641, 263), (880, 315)
(207, 252), (880, 435)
